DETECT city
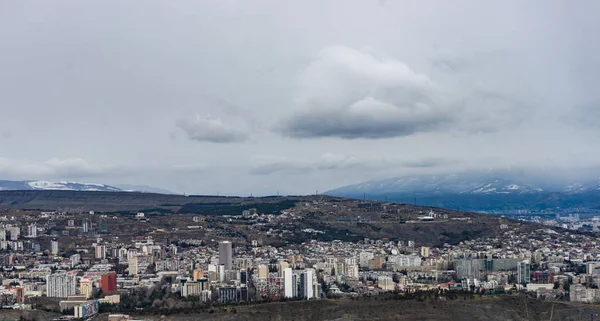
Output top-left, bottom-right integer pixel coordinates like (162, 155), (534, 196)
(1, 196), (600, 320)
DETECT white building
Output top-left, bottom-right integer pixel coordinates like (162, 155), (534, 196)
(27, 224), (37, 238)
(283, 268), (293, 298)
(302, 270), (315, 299)
(46, 272), (77, 298)
(95, 245), (106, 259)
(51, 240), (59, 255)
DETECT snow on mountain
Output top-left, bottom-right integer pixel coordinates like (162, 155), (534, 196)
(326, 172), (545, 197)
(0, 180), (172, 193)
(26, 180), (123, 191)
(563, 179), (600, 194)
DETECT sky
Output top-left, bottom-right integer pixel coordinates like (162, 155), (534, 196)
(1, 0), (599, 195)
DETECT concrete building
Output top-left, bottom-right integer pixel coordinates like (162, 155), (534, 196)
(301, 270), (314, 299)
(517, 261), (530, 284)
(128, 257), (138, 276)
(47, 271), (77, 298)
(258, 264), (268, 279)
(95, 245), (106, 260)
(219, 241), (233, 271)
(27, 224), (37, 238)
(79, 278), (93, 299)
(283, 268), (293, 298)
(51, 239), (59, 255)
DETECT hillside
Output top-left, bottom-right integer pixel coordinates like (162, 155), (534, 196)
(90, 296), (600, 321)
(326, 171), (600, 211)
(0, 190), (535, 247)
(0, 190), (300, 213)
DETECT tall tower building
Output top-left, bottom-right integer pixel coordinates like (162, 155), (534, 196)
(301, 270), (314, 299)
(27, 224), (37, 238)
(219, 241), (233, 271)
(47, 272), (77, 297)
(51, 239), (59, 255)
(95, 244), (106, 259)
(283, 268), (294, 298)
(517, 261), (530, 284)
(128, 257), (139, 276)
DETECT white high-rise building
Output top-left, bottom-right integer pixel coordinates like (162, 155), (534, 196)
(219, 241), (233, 271)
(46, 272), (77, 298)
(128, 257), (139, 276)
(283, 268), (293, 298)
(70, 254), (81, 267)
(51, 239), (59, 255)
(8, 226), (20, 241)
(302, 270), (314, 299)
(95, 244), (106, 259)
(27, 224), (37, 238)
(218, 264), (226, 283)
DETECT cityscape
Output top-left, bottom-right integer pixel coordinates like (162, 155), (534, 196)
(0, 196), (599, 320)
(2, 0), (600, 320)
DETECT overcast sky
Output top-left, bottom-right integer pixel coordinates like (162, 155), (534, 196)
(1, 0), (599, 195)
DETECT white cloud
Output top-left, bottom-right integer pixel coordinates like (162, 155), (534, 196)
(280, 46), (455, 139)
(280, 45), (533, 139)
(176, 114), (249, 143)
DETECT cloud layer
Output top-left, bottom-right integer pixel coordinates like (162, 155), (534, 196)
(281, 46), (454, 139)
(1, 1), (599, 195)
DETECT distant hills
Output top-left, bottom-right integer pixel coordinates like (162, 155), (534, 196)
(326, 171), (600, 212)
(0, 180), (173, 194)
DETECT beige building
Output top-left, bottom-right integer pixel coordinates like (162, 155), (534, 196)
(79, 278), (92, 299)
(258, 264), (268, 278)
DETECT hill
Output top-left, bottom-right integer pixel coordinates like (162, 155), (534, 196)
(0, 190), (535, 247)
(326, 171), (600, 211)
(0, 190), (300, 213)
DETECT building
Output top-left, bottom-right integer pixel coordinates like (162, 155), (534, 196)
(518, 261), (531, 284)
(98, 219), (108, 233)
(101, 273), (117, 295)
(128, 257), (138, 276)
(193, 269), (204, 281)
(258, 264), (268, 279)
(218, 241), (233, 271)
(95, 245), (106, 260)
(27, 223), (37, 238)
(218, 286), (237, 303)
(80, 278), (93, 299)
(283, 268), (293, 298)
(301, 270), (314, 299)
(420, 246), (430, 258)
(378, 276), (395, 291)
(51, 239), (59, 255)
(240, 270), (248, 285)
(278, 261), (290, 278)
(82, 219), (91, 233)
(47, 271), (77, 298)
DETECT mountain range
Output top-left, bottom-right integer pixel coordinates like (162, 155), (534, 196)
(0, 180), (173, 194)
(326, 171), (600, 212)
